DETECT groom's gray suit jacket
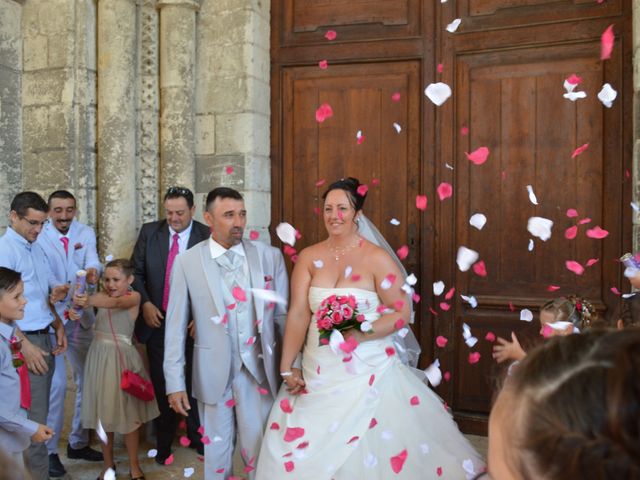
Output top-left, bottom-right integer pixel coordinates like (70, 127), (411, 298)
(163, 239), (288, 404)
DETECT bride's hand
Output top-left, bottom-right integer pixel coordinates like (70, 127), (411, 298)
(342, 328), (365, 343)
(284, 367), (306, 395)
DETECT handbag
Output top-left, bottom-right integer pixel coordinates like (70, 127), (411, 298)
(107, 310), (155, 402)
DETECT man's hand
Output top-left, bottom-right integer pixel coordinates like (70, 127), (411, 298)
(49, 284), (70, 304)
(142, 301), (163, 328)
(168, 391), (191, 416)
(73, 292), (88, 308)
(188, 320), (196, 339)
(492, 332), (526, 363)
(21, 338), (49, 374)
(51, 321), (67, 356)
(283, 367), (306, 395)
(31, 424), (54, 443)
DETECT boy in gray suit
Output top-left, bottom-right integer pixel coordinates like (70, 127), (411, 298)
(0, 268), (53, 469)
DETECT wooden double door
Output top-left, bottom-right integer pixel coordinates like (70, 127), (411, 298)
(270, 0), (632, 432)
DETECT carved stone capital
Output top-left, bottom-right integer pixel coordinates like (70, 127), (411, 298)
(157, 0), (199, 11)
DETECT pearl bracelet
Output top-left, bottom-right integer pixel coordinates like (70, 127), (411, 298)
(280, 371), (293, 377)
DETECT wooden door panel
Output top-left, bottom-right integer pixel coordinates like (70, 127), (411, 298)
(281, 62), (422, 277)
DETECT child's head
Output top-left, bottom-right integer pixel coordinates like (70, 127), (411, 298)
(612, 295), (640, 329)
(488, 329), (640, 479)
(539, 296), (596, 335)
(103, 259), (134, 297)
(0, 267), (26, 322)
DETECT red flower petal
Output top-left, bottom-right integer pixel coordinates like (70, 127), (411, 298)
(249, 230), (259, 240)
(547, 285), (561, 292)
(472, 260), (487, 277)
(566, 73), (582, 85)
(571, 143), (589, 158)
(390, 449), (408, 474)
(280, 398), (293, 414)
(284, 461), (295, 472)
(436, 335), (448, 348)
(391, 92), (401, 102)
(437, 182), (453, 201)
(416, 194), (428, 210)
(270, 422), (280, 430)
(385, 346), (396, 357)
(225, 166), (234, 175)
(369, 417), (378, 429)
(566, 260), (585, 275)
(600, 24), (614, 60)
(225, 399), (236, 408)
(465, 146), (490, 165)
(468, 352), (481, 364)
(315, 103), (333, 123)
(232, 286), (247, 302)
(318, 59), (328, 70)
(485, 332), (496, 342)
(566, 208), (579, 218)
(357, 184), (368, 196)
(586, 226), (609, 239)
(369, 374), (375, 386)
(324, 30), (337, 41)
(164, 454), (174, 465)
(586, 258), (599, 267)
(565, 225), (578, 240)
(179, 436), (190, 447)
(396, 245), (409, 260)
(283, 427), (305, 442)
(444, 287), (456, 300)
(410, 395), (420, 406)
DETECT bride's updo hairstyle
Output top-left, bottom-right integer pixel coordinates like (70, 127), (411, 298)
(322, 177), (367, 212)
(497, 329), (640, 479)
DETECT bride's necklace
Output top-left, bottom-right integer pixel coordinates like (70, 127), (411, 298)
(327, 236), (361, 261)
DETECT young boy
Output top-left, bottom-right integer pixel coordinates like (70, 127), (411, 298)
(0, 267), (53, 468)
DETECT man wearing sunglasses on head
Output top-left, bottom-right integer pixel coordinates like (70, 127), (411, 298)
(131, 186), (209, 463)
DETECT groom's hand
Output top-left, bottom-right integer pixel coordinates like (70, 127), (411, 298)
(284, 368), (306, 395)
(168, 391), (191, 416)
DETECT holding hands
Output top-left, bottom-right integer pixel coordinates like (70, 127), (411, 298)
(282, 367), (305, 395)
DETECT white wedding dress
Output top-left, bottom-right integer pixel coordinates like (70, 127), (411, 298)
(256, 287), (485, 479)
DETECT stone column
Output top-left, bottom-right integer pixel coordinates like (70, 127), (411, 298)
(96, 0), (137, 258)
(158, 0), (199, 193)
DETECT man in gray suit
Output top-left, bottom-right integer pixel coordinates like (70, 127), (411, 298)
(163, 187), (288, 479)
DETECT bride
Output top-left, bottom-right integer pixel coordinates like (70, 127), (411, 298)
(256, 178), (485, 479)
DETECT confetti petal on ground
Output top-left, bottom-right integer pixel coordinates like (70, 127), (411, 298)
(586, 226), (609, 239)
(566, 260), (585, 275)
(572, 143), (589, 158)
(184, 467), (195, 478)
(425, 82), (452, 106)
(104, 468), (116, 480)
(526, 185), (539, 205)
(469, 213), (487, 230)
(315, 103), (334, 122)
(520, 309), (533, 322)
(600, 24), (614, 60)
(565, 225), (578, 240)
(390, 449), (409, 473)
(446, 18), (462, 33)
(527, 217), (554, 241)
(598, 83), (617, 108)
(437, 182), (453, 201)
(456, 246), (479, 272)
(276, 222), (297, 246)
(433, 281), (445, 296)
(465, 146), (490, 165)
(147, 449), (158, 458)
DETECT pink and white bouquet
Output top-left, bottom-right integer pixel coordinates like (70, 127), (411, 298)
(316, 294), (365, 345)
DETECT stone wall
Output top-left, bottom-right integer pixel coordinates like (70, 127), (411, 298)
(0, 0), (23, 232)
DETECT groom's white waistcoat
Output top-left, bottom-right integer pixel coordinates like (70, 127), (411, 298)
(163, 239), (289, 404)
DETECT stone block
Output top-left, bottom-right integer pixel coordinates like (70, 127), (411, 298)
(38, 0), (72, 36)
(23, 149), (72, 190)
(243, 189), (271, 229)
(195, 113), (215, 155)
(209, 0), (270, 21)
(23, 104), (70, 151)
(23, 34), (48, 71)
(48, 33), (71, 69)
(195, 153), (245, 192)
(215, 112), (270, 156)
(0, 67), (21, 105)
(0, 98), (21, 152)
(204, 7), (265, 46)
(0, 0), (22, 70)
(23, 69), (72, 106)
(244, 155), (271, 192)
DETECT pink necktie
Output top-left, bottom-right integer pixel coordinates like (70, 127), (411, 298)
(162, 233), (180, 311)
(60, 237), (69, 256)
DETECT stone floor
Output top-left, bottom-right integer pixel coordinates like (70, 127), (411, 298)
(53, 360), (488, 479)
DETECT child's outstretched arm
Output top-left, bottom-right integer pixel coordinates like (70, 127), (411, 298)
(87, 291), (140, 310)
(492, 332), (526, 363)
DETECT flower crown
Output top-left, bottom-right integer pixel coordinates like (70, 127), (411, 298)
(567, 295), (596, 327)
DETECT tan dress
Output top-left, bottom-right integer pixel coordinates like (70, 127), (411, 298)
(81, 307), (159, 434)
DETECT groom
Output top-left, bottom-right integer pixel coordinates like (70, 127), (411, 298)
(163, 187), (288, 479)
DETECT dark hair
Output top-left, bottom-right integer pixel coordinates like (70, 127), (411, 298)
(322, 177), (366, 212)
(0, 267), (22, 296)
(105, 259), (134, 277)
(47, 190), (76, 205)
(205, 187), (243, 211)
(501, 329), (640, 479)
(612, 295), (640, 328)
(10, 192), (48, 217)
(540, 296), (597, 330)
(164, 186), (194, 209)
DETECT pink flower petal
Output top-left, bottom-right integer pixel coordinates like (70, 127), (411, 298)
(600, 24), (614, 60)
(197, 426), (205, 435)
(439, 302), (450, 311)
(225, 399), (236, 408)
(586, 226), (609, 239)
(394, 318), (405, 329)
(385, 346), (396, 357)
(324, 30), (337, 41)
(571, 143), (589, 158)
(369, 374), (375, 386)
(257, 387), (269, 395)
(566, 208), (579, 218)
(179, 436), (191, 447)
(437, 63), (444, 73)
(460, 126), (469, 136)
(468, 352), (481, 364)
(586, 258), (599, 267)
(164, 454), (174, 466)
(444, 287), (456, 300)
(485, 332), (496, 342)
(565, 225), (578, 240)
(232, 286), (247, 302)
(396, 245), (409, 260)
(436, 335), (448, 348)
(283, 427), (305, 442)
(579, 217), (591, 225)
(356, 184), (368, 197)
(225, 166), (234, 175)
(249, 230), (259, 240)
(443, 371), (451, 381)
(284, 461), (295, 472)
(465, 146), (490, 165)
(280, 398), (293, 414)
(416, 194), (428, 210)
(201, 435), (211, 444)
(566, 260), (585, 275)
(347, 436), (359, 444)
(437, 467), (443, 476)
(437, 182), (453, 201)
(472, 260), (487, 277)
(315, 178), (326, 187)
(318, 59), (328, 70)
(566, 74), (583, 85)
(369, 418), (378, 429)
(410, 395), (420, 406)
(390, 449), (408, 474)
(270, 422), (280, 430)
(315, 103), (333, 123)
(371, 178), (380, 186)
(611, 287), (621, 295)
(547, 285), (561, 292)
(391, 92), (401, 102)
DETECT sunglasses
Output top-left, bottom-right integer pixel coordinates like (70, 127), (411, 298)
(166, 186), (192, 196)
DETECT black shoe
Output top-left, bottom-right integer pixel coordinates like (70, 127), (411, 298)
(49, 454), (67, 478)
(66, 444), (104, 461)
(189, 439), (205, 456)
